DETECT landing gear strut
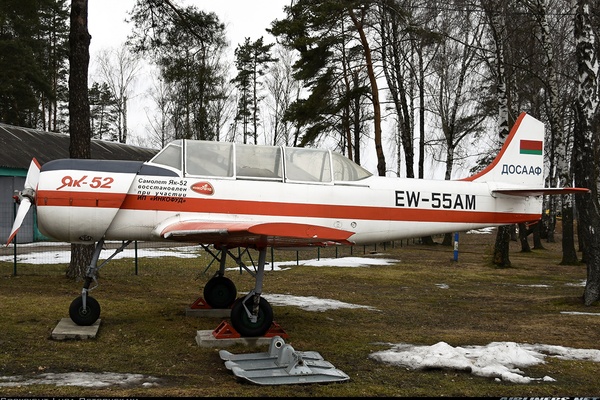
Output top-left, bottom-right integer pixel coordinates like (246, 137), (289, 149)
(202, 245), (274, 337)
(69, 238), (132, 326)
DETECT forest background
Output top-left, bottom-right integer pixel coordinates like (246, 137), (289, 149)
(1, 0), (599, 306)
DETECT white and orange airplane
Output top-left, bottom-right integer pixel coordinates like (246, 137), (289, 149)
(7, 112), (589, 336)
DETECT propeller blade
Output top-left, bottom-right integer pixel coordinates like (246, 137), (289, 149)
(6, 158), (41, 246)
(6, 197), (31, 245)
(25, 158), (41, 189)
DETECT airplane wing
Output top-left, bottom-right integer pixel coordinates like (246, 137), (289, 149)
(492, 187), (590, 197)
(159, 221), (355, 247)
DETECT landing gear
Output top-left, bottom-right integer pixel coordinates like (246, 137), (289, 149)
(65, 239), (276, 337)
(69, 239), (132, 326)
(202, 245), (274, 337)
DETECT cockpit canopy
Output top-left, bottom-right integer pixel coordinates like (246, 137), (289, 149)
(149, 140), (372, 183)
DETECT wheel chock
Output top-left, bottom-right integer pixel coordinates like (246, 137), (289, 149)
(211, 321), (289, 339)
(212, 320), (241, 339)
(266, 321), (289, 339)
(189, 297), (212, 309)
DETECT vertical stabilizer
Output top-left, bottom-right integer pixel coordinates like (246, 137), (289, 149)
(463, 113), (545, 188)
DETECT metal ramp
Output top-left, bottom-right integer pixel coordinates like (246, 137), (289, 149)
(219, 336), (350, 385)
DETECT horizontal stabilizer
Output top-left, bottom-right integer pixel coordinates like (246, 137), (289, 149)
(492, 187), (590, 197)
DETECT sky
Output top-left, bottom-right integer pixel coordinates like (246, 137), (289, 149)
(86, 0), (291, 149)
(88, 0), (290, 56)
(2, 236), (600, 387)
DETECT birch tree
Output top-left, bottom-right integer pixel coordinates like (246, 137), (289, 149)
(528, 0), (578, 263)
(481, 0), (512, 267)
(574, 0), (600, 305)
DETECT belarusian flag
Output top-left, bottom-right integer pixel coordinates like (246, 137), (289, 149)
(520, 139), (542, 155)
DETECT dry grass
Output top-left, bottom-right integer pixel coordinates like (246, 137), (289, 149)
(1, 229), (599, 397)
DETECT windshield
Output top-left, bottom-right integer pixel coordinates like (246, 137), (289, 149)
(149, 140), (182, 170)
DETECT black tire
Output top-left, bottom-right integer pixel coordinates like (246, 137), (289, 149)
(203, 276), (237, 309)
(230, 296), (273, 337)
(69, 295), (101, 326)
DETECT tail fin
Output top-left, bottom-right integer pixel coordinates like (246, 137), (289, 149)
(463, 112), (545, 188)
(463, 113), (589, 197)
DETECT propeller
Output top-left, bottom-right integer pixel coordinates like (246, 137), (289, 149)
(7, 158), (41, 246)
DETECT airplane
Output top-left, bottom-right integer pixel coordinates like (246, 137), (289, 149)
(7, 112), (589, 337)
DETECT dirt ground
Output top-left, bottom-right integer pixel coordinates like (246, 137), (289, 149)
(0, 226), (599, 397)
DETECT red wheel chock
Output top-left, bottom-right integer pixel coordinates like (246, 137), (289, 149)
(189, 297), (212, 309)
(212, 320), (289, 339)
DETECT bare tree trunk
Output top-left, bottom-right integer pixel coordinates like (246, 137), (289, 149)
(67, 0), (94, 279)
(574, 106), (600, 304)
(574, 0), (600, 305)
(518, 223), (531, 252)
(379, 2), (415, 178)
(484, 3), (512, 268)
(67, 244), (95, 280)
(561, 197), (579, 264)
(348, 7), (385, 176)
(494, 225), (512, 267)
(532, 221), (545, 250)
(417, 33), (430, 246)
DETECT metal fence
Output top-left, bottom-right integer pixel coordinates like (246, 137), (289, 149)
(0, 237), (420, 277)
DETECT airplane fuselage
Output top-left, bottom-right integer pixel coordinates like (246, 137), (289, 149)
(35, 158), (541, 246)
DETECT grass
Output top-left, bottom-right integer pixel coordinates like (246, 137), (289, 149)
(1, 230), (599, 397)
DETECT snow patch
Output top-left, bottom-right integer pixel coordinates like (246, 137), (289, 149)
(370, 341), (600, 383)
(0, 372), (159, 388)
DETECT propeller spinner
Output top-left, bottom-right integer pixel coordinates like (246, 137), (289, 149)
(7, 158), (41, 245)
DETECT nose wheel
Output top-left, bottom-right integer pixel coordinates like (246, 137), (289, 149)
(69, 295), (101, 326)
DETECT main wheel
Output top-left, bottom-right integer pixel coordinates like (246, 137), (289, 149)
(203, 276), (237, 309)
(69, 295), (101, 326)
(230, 296), (273, 337)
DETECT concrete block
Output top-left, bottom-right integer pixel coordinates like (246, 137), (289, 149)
(185, 307), (231, 318)
(51, 318), (101, 340)
(196, 330), (273, 348)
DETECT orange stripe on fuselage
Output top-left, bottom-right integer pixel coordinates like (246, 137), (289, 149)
(36, 190), (540, 225)
(36, 190), (126, 208)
